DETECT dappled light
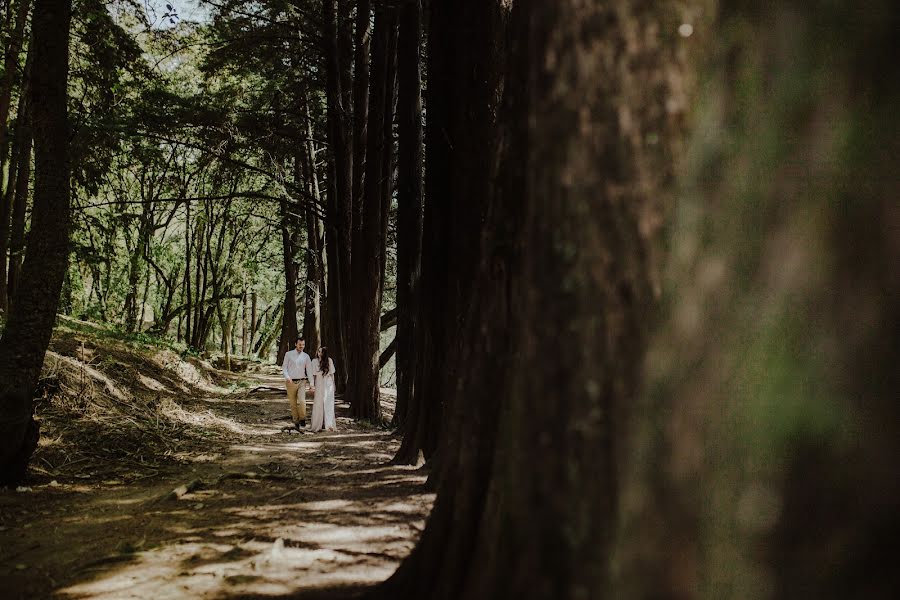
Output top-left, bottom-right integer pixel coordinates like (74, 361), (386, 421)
(2, 348), (432, 598)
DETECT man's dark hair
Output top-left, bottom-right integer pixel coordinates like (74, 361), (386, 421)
(295, 336), (305, 343)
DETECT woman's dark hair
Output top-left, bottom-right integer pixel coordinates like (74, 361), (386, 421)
(319, 347), (330, 375)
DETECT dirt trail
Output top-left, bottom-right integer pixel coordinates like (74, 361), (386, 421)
(0, 373), (432, 599)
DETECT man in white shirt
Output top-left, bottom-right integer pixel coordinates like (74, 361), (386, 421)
(282, 336), (314, 431)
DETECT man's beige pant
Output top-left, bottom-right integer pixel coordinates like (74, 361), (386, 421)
(286, 379), (308, 423)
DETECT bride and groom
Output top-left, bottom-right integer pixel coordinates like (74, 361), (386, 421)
(282, 336), (337, 433)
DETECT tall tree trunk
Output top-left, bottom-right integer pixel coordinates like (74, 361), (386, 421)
(183, 201), (192, 344)
(240, 291), (248, 356)
(6, 119), (31, 304)
(348, 1), (393, 421)
(298, 96), (324, 351)
(190, 221), (206, 349)
(394, 0), (504, 465)
(0, 8), (30, 313)
(249, 290), (257, 350)
(0, 0), (31, 193)
(302, 204), (322, 352)
(0, 0), (72, 486)
(391, 0), (424, 430)
(377, 1), (678, 597)
(0, 0), (26, 312)
(351, 0), (372, 214)
(345, 0), (374, 396)
(378, 16), (397, 293)
(322, 0), (352, 392)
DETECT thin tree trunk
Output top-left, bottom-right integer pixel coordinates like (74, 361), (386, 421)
(5, 44), (32, 307)
(124, 199), (153, 332)
(0, 0), (31, 193)
(6, 123), (31, 305)
(183, 201), (192, 344)
(0, 0), (72, 486)
(249, 290), (257, 350)
(352, 0), (372, 215)
(302, 202), (323, 352)
(241, 291), (248, 356)
(278, 194), (300, 366)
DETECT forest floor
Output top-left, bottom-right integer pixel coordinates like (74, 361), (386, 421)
(0, 319), (432, 599)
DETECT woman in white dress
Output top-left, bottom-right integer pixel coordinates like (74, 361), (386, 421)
(309, 346), (337, 432)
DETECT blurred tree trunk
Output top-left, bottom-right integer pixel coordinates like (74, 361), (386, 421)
(617, 2), (900, 599)
(391, 0), (424, 430)
(0, 0), (72, 486)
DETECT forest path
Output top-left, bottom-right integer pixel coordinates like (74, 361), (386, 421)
(0, 373), (431, 599)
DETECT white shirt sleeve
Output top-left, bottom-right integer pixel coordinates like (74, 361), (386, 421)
(282, 351), (292, 380)
(307, 357), (316, 382)
(329, 358), (336, 378)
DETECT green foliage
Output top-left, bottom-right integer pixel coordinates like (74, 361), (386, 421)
(61, 0), (333, 363)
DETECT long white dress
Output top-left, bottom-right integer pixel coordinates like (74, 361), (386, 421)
(309, 357), (337, 432)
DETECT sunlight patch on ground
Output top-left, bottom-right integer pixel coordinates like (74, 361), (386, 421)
(57, 526), (409, 599)
(158, 398), (249, 434)
(46, 352), (131, 403)
(296, 498), (354, 511)
(138, 373), (170, 392)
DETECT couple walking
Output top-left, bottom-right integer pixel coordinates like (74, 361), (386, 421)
(282, 336), (337, 433)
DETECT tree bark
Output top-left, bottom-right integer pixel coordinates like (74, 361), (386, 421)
(348, 1), (395, 421)
(183, 200), (192, 344)
(391, 0), (424, 430)
(0, 0), (72, 486)
(393, 0), (504, 465)
(6, 38), (32, 305)
(322, 0), (352, 392)
(377, 1), (677, 597)
(277, 195), (300, 366)
(298, 145), (323, 352)
(351, 0), (372, 216)
(241, 291), (248, 355)
(0, 0), (32, 313)
(6, 118), (31, 304)
(0, 0), (31, 189)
